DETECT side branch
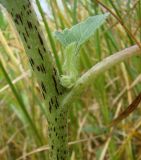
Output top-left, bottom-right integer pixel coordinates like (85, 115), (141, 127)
(62, 45), (141, 107)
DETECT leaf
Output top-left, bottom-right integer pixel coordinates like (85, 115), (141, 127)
(11, 104), (28, 125)
(0, 11), (7, 30)
(54, 13), (109, 48)
(62, 42), (78, 73)
(55, 13), (109, 88)
(61, 42), (79, 88)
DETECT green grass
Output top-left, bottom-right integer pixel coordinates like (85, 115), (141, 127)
(0, 0), (141, 159)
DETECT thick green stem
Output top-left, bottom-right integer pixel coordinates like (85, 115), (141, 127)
(48, 111), (68, 159)
(0, 0), (68, 159)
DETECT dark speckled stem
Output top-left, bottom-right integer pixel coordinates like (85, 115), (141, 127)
(0, 0), (68, 159)
(48, 111), (68, 160)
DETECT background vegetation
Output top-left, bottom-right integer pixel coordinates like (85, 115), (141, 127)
(0, 0), (141, 159)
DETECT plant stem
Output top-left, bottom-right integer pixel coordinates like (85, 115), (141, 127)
(0, 0), (68, 159)
(35, 0), (62, 74)
(62, 45), (141, 107)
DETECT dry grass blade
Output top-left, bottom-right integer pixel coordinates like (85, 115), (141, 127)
(109, 92), (141, 127)
(0, 70), (30, 93)
(16, 139), (89, 160)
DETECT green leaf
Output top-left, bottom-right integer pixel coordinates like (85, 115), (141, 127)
(62, 42), (78, 73)
(55, 13), (109, 88)
(0, 11), (7, 30)
(61, 42), (79, 88)
(11, 104), (28, 125)
(54, 13), (109, 48)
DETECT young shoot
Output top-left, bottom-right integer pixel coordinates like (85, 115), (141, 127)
(54, 13), (109, 88)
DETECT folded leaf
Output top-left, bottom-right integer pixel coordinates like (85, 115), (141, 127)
(61, 42), (79, 88)
(54, 13), (109, 48)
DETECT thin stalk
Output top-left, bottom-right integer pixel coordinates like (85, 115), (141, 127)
(62, 0), (72, 18)
(36, 0), (62, 74)
(73, 0), (78, 24)
(0, 60), (42, 145)
(54, 0), (65, 29)
(49, 0), (59, 29)
(108, 0), (121, 19)
(62, 45), (141, 107)
(0, 30), (18, 66)
(95, 0), (141, 49)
